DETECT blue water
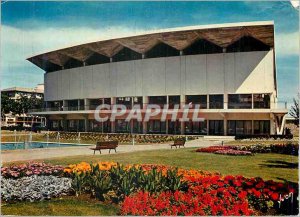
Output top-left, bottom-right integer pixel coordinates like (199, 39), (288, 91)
(1, 142), (84, 150)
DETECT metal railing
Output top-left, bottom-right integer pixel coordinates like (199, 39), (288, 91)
(28, 101), (289, 113)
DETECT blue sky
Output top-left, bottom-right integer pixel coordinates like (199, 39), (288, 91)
(1, 1), (299, 103)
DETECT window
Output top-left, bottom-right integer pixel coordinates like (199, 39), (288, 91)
(147, 120), (166, 134)
(227, 120), (252, 135)
(228, 94), (252, 109)
(209, 95), (223, 109)
(148, 96), (167, 107)
(115, 119), (131, 133)
(254, 94), (270, 109)
(89, 120), (111, 133)
(185, 120), (207, 135)
(185, 95), (207, 109)
(168, 95), (180, 109)
(89, 98), (111, 110)
(254, 120), (270, 135)
(67, 100), (78, 111)
(132, 120), (143, 134)
(209, 120), (224, 135)
(116, 97), (132, 109)
(133, 97), (143, 108)
(168, 120), (181, 134)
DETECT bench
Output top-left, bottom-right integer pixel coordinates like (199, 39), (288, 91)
(170, 138), (186, 149)
(90, 141), (118, 154)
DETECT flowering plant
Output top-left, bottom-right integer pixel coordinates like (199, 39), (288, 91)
(214, 149), (253, 156)
(1, 162), (64, 179)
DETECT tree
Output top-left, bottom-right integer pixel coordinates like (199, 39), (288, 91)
(1, 93), (16, 117)
(289, 96), (299, 126)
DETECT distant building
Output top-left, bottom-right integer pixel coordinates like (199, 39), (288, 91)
(2, 84), (44, 100)
(28, 21), (287, 135)
(1, 84), (45, 128)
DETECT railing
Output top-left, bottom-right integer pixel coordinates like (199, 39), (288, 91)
(28, 101), (289, 113)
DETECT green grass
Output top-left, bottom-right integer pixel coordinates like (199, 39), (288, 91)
(8, 147), (298, 183)
(1, 196), (118, 216)
(2, 148), (298, 216)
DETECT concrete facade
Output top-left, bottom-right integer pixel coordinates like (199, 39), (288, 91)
(44, 51), (275, 102)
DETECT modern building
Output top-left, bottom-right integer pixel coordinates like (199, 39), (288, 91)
(28, 21), (288, 135)
(1, 84), (45, 128)
(2, 84), (44, 100)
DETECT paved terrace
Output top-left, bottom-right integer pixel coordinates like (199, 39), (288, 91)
(1, 138), (221, 163)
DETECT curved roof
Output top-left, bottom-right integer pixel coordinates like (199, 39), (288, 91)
(27, 21), (274, 72)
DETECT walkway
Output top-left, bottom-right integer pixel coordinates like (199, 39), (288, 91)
(1, 138), (221, 163)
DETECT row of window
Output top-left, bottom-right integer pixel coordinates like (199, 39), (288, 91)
(46, 36), (270, 73)
(46, 94), (271, 110)
(49, 120), (270, 135)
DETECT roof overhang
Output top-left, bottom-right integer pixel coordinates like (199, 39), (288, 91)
(27, 21), (275, 72)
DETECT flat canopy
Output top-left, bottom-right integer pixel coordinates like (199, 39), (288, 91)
(27, 21), (274, 72)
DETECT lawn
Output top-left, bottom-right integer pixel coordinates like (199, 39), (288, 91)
(1, 195), (118, 216)
(2, 148), (298, 216)
(7, 148), (298, 183)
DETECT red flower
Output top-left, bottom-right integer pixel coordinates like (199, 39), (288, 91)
(270, 192), (279, 201)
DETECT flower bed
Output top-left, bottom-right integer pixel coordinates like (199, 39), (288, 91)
(1, 161), (298, 215)
(215, 149), (253, 156)
(196, 146), (253, 156)
(195, 146), (232, 153)
(1, 175), (72, 202)
(1, 162), (64, 179)
(47, 132), (198, 144)
(232, 143), (298, 156)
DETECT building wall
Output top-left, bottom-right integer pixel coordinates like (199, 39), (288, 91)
(44, 50), (274, 101)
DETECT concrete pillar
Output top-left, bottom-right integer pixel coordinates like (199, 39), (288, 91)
(63, 100), (68, 111)
(180, 50), (183, 56)
(224, 93), (228, 109)
(251, 94), (254, 109)
(207, 94), (210, 109)
(207, 120), (209, 135)
(110, 57), (113, 63)
(84, 115), (89, 132)
(223, 115), (227, 136)
(222, 48), (226, 53)
(142, 54), (145, 59)
(111, 121), (115, 133)
(143, 122), (147, 134)
(180, 121), (185, 135)
(84, 99), (89, 110)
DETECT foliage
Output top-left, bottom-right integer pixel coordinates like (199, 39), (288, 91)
(289, 96), (299, 126)
(232, 143), (299, 156)
(214, 149), (253, 156)
(121, 174), (298, 215)
(1, 162), (64, 179)
(1, 93), (44, 116)
(1, 175), (72, 202)
(47, 131), (197, 144)
(196, 146), (253, 155)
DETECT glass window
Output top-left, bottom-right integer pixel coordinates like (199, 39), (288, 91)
(168, 120), (181, 134)
(228, 94), (252, 109)
(132, 120), (143, 134)
(147, 120), (166, 134)
(254, 94), (270, 109)
(185, 95), (207, 109)
(169, 95), (180, 109)
(116, 97), (132, 109)
(227, 120), (252, 135)
(254, 120), (270, 135)
(209, 120), (224, 135)
(115, 119), (131, 133)
(148, 96), (167, 108)
(185, 120), (207, 135)
(133, 97), (143, 108)
(209, 95), (223, 109)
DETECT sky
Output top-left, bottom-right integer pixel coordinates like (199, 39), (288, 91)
(1, 1), (299, 104)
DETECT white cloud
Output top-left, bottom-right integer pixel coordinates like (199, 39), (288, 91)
(1, 25), (145, 68)
(275, 31), (299, 56)
(1, 24), (298, 73)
